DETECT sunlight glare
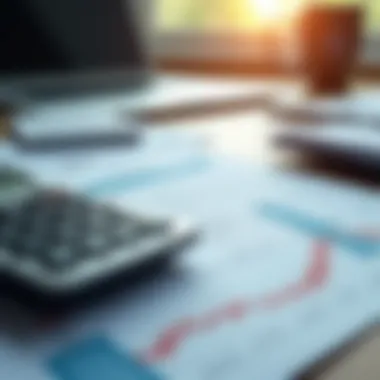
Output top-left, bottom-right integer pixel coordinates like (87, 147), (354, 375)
(247, 0), (302, 24)
(248, 0), (282, 21)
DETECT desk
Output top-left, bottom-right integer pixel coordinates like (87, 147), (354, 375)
(146, 107), (380, 189)
(15, 74), (380, 190)
(143, 83), (380, 380)
(144, 83), (380, 380)
(2, 76), (380, 380)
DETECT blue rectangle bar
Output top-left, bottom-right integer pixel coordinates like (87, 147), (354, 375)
(259, 202), (379, 255)
(48, 336), (162, 380)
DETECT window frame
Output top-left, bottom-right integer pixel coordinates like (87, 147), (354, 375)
(155, 30), (380, 66)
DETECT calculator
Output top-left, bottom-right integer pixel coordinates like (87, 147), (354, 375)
(0, 167), (196, 303)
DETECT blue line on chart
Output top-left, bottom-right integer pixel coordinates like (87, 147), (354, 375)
(85, 157), (211, 197)
(259, 202), (380, 255)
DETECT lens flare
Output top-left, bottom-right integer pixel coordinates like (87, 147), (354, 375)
(247, 0), (303, 25)
(248, 0), (282, 20)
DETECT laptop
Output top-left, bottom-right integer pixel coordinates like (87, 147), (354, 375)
(0, 0), (152, 103)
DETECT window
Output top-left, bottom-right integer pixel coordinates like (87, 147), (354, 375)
(156, 0), (380, 65)
(368, 1), (380, 32)
(157, 0), (301, 31)
(158, 0), (376, 31)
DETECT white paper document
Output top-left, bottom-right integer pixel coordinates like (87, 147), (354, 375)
(1, 133), (380, 380)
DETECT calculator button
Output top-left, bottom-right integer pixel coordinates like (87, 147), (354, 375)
(1, 219), (18, 246)
(7, 237), (29, 258)
(111, 223), (134, 239)
(109, 211), (132, 226)
(136, 222), (168, 239)
(124, 226), (150, 246)
(58, 224), (79, 242)
(42, 246), (77, 270)
(83, 235), (110, 255)
(42, 189), (70, 203)
(0, 211), (9, 226)
(16, 217), (34, 236)
(20, 200), (38, 215)
(88, 206), (108, 226)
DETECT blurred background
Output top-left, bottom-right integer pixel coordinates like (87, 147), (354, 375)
(1, 1), (380, 380)
(155, 0), (379, 74)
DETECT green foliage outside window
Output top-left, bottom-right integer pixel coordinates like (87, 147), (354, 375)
(157, 0), (378, 32)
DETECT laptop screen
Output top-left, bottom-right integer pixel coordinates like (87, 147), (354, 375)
(0, 0), (147, 77)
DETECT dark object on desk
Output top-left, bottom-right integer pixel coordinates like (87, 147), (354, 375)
(0, 0), (151, 102)
(274, 125), (380, 173)
(296, 323), (380, 380)
(0, 186), (197, 308)
(299, 4), (362, 95)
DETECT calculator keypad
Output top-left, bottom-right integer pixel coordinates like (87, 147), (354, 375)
(0, 191), (169, 273)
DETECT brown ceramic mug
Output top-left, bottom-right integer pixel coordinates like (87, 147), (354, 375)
(299, 5), (362, 95)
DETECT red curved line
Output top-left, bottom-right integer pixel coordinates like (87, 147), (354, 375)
(142, 240), (331, 364)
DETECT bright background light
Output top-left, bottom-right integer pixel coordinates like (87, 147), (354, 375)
(248, 0), (304, 23)
(248, 0), (283, 21)
(158, 0), (376, 31)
